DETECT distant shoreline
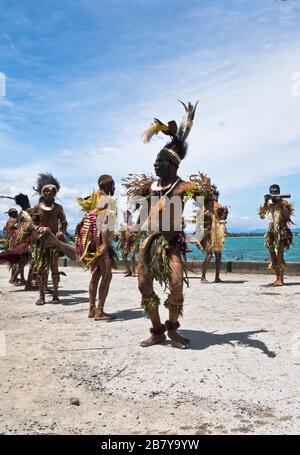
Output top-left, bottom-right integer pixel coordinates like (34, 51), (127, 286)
(227, 232), (300, 237)
(227, 233), (264, 237)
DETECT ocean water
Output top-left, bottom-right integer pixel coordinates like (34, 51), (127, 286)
(1, 234), (299, 263)
(186, 236), (300, 262)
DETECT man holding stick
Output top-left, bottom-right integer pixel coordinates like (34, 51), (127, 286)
(259, 184), (294, 286)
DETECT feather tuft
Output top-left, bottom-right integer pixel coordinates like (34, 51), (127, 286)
(141, 119), (170, 143)
(34, 173), (60, 195)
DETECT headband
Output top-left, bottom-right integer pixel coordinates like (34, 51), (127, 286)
(163, 148), (181, 165)
(42, 184), (58, 193)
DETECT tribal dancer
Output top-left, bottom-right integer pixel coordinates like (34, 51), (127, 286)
(197, 186), (228, 283)
(3, 208), (18, 242)
(3, 208), (18, 249)
(259, 184), (294, 286)
(0, 195), (32, 285)
(2, 208), (18, 284)
(31, 174), (68, 305)
(76, 175), (117, 320)
(13, 194), (32, 286)
(117, 210), (139, 277)
(124, 101), (213, 349)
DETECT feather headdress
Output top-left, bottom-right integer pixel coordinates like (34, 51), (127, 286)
(0, 193), (30, 209)
(141, 100), (198, 165)
(33, 173), (60, 195)
(14, 193), (31, 209)
(142, 119), (178, 144)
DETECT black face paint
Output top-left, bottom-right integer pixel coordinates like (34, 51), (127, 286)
(269, 184), (280, 196)
(42, 188), (55, 204)
(154, 151), (175, 178)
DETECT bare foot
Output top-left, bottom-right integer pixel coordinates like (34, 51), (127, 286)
(140, 333), (166, 347)
(35, 298), (45, 306)
(214, 278), (223, 283)
(200, 278), (210, 284)
(272, 280), (284, 287)
(88, 306), (96, 318)
(167, 330), (190, 349)
(94, 310), (114, 321)
(9, 280), (22, 287)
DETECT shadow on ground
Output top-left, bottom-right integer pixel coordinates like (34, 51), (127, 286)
(218, 280), (248, 284)
(8, 287), (90, 305)
(110, 307), (145, 322)
(56, 289), (89, 305)
(260, 282), (300, 288)
(188, 277), (248, 284)
(178, 329), (276, 357)
(58, 289), (88, 296)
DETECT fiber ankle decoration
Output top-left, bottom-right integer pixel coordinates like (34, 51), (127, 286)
(165, 320), (180, 331)
(150, 324), (166, 335)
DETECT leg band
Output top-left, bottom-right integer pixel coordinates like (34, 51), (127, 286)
(165, 320), (180, 331)
(141, 293), (160, 314)
(150, 324), (166, 335)
(164, 294), (184, 315)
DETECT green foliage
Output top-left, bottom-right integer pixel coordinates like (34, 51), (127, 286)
(0, 237), (9, 251)
(142, 294), (160, 313)
(143, 232), (189, 290)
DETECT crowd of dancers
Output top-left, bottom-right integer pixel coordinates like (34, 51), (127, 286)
(0, 101), (295, 349)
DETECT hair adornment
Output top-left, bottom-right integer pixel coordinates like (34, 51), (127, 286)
(34, 173), (60, 195)
(141, 100), (198, 166)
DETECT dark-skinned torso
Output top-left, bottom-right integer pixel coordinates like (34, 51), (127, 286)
(32, 203), (67, 234)
(143, 178), (192, 233)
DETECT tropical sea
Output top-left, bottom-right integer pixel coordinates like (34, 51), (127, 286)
(112, 235), (300, 262)
(1, 232), (300, 262)
(186, 236), (300, 262)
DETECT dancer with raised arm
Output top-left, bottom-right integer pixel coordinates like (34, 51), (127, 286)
(259, 184), (294, 286)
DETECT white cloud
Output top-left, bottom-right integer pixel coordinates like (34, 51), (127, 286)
(1, 1), (300, 230)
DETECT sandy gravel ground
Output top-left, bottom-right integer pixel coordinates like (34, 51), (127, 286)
(0, 265), (300, 435)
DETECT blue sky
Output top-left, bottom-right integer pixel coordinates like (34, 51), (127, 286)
(0, 0), (300, 230)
